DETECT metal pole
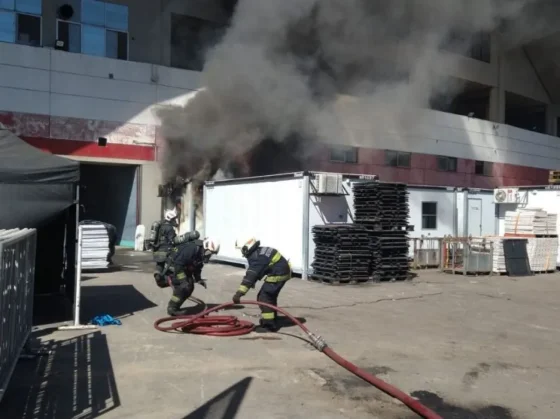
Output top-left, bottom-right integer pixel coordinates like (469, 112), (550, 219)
(73, 225), (83, 326)
(452, 189), (458, 236)
(462, 189), (469, 237)
(301, 174), (311, 280)
(59, 186), (96, 331)
(188, 182), (196, 232)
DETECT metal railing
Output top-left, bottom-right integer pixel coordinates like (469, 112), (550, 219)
(0, 228), (37, 403)
(441, 236), (494, 276)
(409, 237), (443, 269)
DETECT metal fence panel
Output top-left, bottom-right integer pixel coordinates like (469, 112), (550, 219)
(0, 228), (37, 403)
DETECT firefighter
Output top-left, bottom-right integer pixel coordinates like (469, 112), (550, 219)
(232, 237), (292, 333)
(165, 237), (220, 316)
(152, 209), (179, 288)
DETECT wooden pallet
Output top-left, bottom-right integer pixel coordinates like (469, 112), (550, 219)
(549, 171), (560, 184)
(309, 275), (374, 285)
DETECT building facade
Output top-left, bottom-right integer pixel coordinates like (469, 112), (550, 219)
(1, 0), (560, 244)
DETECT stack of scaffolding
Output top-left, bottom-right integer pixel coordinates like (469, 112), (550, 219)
(504, 208), (556, 235)
(80, 224), (112, 270)
(311, 224), (371, 284)
(353, 182), (410, 281)
(492, 208), (559, 273)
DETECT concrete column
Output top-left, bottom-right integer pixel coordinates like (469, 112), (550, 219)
(545, 104), (560, 137)
(489, 33), (506, 123)
(489, 87), (506, 123)
(140, 162), (163, 228)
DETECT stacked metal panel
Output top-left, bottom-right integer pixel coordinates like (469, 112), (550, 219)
(502, 208), (559, 273)
(80, 224), (112, 270)
(353, 182), (410, 281)
(311, 224), (371, 284)
(504, 208), (556, 235)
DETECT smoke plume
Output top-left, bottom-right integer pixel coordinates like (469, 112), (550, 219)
(156, 0), (547, 183)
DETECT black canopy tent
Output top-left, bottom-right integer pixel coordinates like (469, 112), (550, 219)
(0, 128), (80, 302)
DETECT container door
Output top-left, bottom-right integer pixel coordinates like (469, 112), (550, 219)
(467, 198), (483, 237)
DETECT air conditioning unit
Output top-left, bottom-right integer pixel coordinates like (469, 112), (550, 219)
(493, 188), (519, 204)
(316, 173), (344, 195)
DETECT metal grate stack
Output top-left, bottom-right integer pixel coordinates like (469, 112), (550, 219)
(80, 223), (112, 270)
(311, 224), (371, 284)
(353, 182), (410, 281)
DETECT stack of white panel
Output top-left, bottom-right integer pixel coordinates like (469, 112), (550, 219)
(490, 237), (507, 273)
(504, 208), (553, 235)
(80, 225), (111, 270)
(526, 237), (558, 272)
(547, 213), (558, 233)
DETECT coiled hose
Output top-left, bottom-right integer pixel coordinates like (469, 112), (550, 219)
(154, 300), (442, 419)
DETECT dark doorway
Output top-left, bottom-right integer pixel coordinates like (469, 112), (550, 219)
(79, 163), (139, 247)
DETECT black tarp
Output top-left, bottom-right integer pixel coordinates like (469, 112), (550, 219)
(0, 128), (80, 299)
(0, 128), (79, 228)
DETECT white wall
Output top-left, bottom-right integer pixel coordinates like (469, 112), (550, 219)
(203, 177), (305, 271)
(334, 97), (560, 170)
(408, 188), (455, 238)
(0, 43), (201, 130)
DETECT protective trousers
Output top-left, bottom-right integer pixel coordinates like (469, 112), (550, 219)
(153, 250), (169, 288)
(167, 272), (195, 316)
(256, 280), (287, 329)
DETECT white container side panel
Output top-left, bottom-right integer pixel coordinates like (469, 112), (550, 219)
(307, 182), (354, 273)
(496, 190), (560, 265)
(204, 178), (304, 270)
(409, 189), (455, 238)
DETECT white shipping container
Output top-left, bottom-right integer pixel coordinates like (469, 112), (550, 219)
(203, 172), (496, 278)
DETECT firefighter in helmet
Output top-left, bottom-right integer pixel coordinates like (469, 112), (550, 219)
(232, 237), (292, 333)
(151, 209), (179, 288)
(165, 237), (221, 316)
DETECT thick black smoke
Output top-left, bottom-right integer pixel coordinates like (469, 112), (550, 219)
(156, 0), (547, 183)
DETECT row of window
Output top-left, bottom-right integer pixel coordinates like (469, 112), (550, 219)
(329, 146), (494, 176)
(0, 0), (129, 59)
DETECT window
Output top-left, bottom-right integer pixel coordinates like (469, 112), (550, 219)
(385, 150), (411, 168)
(421, 202), (437, 230)
(436, 156), (457, 172)
(81, 24), (104, 56)
(170, 13), (226, 71)
(329, 146), (358, 163)
(475, 160), (493, 176)
(0, 0), (41, 46)
(56, 1), (128, 60)
(57, 20), (80, 53)
(106, 29), (127, 60)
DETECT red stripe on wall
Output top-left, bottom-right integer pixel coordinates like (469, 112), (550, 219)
(22, 137), (155, 161)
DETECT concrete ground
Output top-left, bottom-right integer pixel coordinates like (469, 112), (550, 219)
(2, 250), (560, 419)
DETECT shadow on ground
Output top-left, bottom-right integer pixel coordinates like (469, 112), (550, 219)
(0, 331), (120, 419)
(80, 285), (157, 321)
(181, 377), (253, 419)
(403, 391), (517, 419)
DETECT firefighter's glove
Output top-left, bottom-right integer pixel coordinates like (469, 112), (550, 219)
(232, 291), (244, 304)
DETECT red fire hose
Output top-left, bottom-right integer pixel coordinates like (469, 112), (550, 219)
(154, 300), (442, 419)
